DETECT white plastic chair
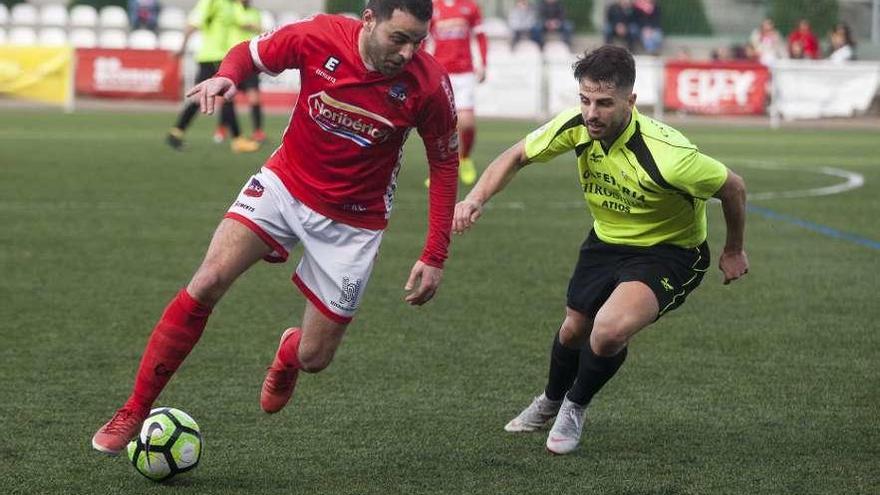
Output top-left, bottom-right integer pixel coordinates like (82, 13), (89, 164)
(38, 27), (67, 46)
(277, 11), (300, 26)
(69, 5), (98, 28)
(40, 4), (68, 27)
(481, 17), (512, 39)
(157, 6), (185, 31)
(99, 5), (129, 29)
(186, 31), (201, 54)
(0, 4), (10, 26)
(260, 10), (275, 30)
(98, 29), (127, 48)
(128, 29), (158, 49)
(158, 30), (184, 51)
(11, 3), (39, 26)
(543, 40), (572, 61)
(9, 26), (37, 45)
(69, 28), (98, 48)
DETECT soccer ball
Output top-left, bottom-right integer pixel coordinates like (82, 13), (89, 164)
(126, 407), (203, 482)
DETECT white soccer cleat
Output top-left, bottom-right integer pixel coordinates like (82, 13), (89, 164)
(504, 393), (562, 432)
(545, 397), (587, 455)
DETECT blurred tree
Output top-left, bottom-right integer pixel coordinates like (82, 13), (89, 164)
(660, 0), (712, 35)
(69, 0), (126, 8)
(769, 0), (838, 38)
(325, 0), (365, 14)
(561, 0), (594, 33)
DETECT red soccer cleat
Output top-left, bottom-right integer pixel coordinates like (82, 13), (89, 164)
(260, 328), (301, 414)
(252, 129), (267, 143)
(91, 406), (148, 455)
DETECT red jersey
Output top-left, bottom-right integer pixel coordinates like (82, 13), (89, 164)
(217, 14), (459, 268)
(430, 0), (486, 74)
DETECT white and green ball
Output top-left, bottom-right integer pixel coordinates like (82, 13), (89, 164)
(126, 407), (202, 482)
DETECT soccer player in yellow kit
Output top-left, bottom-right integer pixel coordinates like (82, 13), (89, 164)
(166, 0), (259, 153)
(214, 0), (266, 144)
(454, 45), (749, 455)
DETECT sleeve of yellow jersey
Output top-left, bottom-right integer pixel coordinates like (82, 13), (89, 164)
(523, 107), (582, 163)
(664, 150), (729, 200)
(187, 0), (213, 29)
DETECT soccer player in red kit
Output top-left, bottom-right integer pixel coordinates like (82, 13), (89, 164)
(91, 0), (459, 455)
(428, 0), (488, 186)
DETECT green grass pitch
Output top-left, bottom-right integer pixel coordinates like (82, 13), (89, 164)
(0, 110), (878, 494)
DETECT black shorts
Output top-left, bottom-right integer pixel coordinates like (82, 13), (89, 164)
(238, 74), (260, 90)
(566, 230), (710, 320)
(195, 62), (222, 84)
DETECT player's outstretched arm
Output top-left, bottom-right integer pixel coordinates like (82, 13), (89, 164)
(404, 261), (443, 306)
(186, 77), (237, 115)
(453, 139), (530, 234)
(714, 169), (749, 284)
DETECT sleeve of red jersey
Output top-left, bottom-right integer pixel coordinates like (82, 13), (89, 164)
(473, 6), (488, 67)
(417, 75), (460, 269)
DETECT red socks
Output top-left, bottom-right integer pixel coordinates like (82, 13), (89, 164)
(276, 328), (303, 369)
(460, 127), (475, 159)
(125, 289), (212, 412)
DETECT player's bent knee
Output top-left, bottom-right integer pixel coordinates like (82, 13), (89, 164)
(589, 323), (630, 357)
(188, 267), (235, 305)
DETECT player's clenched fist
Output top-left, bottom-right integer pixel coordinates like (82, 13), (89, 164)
(453, 199), (483, 234)
(186, 77), (237, 115)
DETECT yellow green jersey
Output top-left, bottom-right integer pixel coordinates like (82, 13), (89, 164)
(524, 106), (728, 248)
(188, 0), (236, 62)
(229, 3), (262, 46)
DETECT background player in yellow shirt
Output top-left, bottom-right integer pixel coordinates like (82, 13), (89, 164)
(453, 45), (749, 455)
(166, 0), (259, 153)
(214, 0), (266, 144)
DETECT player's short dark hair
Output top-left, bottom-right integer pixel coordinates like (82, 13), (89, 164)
(365, 0), (433, 23)
(573, 45), (636, 92)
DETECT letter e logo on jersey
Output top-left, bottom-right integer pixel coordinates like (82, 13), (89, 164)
(308, 92), (395, 147)
(324, 56), (341, 72)
(244, 178), (264, 198)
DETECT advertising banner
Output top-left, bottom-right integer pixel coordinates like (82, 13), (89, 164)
(772, 60), (880, 120)
(0, 46), (73, 108)
(75, 48), (180, 100)
(664, 61), (769, 115)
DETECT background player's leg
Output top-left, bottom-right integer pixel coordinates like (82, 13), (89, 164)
(247, 88), (265, 142)
(93, 220), (272, 453)
(457, 108), (477, 185)
(261, 301), (348, 413)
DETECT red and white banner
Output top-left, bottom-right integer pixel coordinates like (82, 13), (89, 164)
(664, 61), (770, 115)
(75, 48), (180, 100)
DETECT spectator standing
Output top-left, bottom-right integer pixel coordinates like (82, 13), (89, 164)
(129, 0), (160, 31)
(787, 19), (819, 59)
(532, 0), (573, 51)
(632, 0), (662, 55)
(508, 0), (536, 49)
(827, 23), (855, 62)
(603, 0), (635, 51)
(749, 18), (785, 66)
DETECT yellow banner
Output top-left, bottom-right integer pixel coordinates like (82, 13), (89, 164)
(0, 46), (73, 107)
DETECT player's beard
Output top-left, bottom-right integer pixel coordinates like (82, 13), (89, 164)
(364, 35), (406, 77)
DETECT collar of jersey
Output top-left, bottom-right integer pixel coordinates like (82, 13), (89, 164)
(604, 106), (640, 154)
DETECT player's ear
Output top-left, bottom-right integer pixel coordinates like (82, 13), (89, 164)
(362, 9), (376, 32)
(629, 92), (637, 107)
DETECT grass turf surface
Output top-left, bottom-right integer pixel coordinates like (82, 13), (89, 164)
(1, 110), (878, 494)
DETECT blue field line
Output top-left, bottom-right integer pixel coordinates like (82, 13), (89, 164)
(748, 205), (880, 251)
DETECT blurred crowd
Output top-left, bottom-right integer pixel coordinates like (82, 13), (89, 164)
(699, 18), (856, 64)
